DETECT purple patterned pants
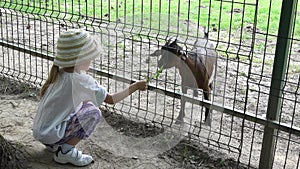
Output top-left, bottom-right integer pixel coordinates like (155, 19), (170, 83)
(46, 101), (101, 146)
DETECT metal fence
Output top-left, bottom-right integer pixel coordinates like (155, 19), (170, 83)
(0, 0), (300, 168)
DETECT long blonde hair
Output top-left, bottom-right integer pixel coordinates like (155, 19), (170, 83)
(40, 65), (60, 97)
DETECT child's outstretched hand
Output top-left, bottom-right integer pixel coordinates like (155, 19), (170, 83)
(105, 80), (148, 104)
(135, 80), (147, 91)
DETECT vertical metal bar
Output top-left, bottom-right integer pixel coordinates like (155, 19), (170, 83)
(259, 0), (297, 168)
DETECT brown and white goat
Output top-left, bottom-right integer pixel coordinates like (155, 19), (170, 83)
(150, 35), (217, 125)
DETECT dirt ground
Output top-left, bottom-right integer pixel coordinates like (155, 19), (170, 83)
(0, 77), (248, 169)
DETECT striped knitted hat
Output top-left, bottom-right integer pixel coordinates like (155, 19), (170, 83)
(54, 29), (101, 67)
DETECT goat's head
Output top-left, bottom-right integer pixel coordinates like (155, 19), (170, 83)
(150, 38), (186, 69)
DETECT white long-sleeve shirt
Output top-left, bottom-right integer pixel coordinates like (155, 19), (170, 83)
(33, 71), (107, 144)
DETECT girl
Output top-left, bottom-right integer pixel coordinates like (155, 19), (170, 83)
(33, 29), (147, 167)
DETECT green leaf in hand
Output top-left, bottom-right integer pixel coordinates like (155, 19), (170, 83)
(147, 65), (164, 82)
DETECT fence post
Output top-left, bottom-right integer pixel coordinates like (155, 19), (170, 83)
(259, 0), (297, 168)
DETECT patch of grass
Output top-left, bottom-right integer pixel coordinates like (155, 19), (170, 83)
(289, 63), (300, 74)
(1, 0), (299, 38)
(252, 57), (273, 66)
(117, 42), (125, 50)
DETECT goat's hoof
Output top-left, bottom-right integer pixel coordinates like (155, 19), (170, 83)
(204, 119), (211, 126)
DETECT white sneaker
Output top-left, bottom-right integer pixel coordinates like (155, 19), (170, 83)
(53, 147), (94, 166)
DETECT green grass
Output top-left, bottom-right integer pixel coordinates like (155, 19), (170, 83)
(289, 64), (300, 74)
(1, 0), (299, 35)
(1, 0), (299, 62)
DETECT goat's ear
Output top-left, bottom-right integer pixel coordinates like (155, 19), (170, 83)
(150, 49), (162, 56)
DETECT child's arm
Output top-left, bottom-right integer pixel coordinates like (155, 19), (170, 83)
(104, 80), (147, 104)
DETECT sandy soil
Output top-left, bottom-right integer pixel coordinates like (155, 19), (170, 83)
(0, 83), (246, 169)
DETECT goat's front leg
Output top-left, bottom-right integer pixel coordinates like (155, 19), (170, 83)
(203, 88), (211, 126)
(175, 86), (188, 124)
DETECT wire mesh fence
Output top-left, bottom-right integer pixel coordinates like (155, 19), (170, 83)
(0, 0), (300, 168)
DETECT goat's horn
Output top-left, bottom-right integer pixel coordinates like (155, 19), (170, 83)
(167, 37), (173, 44)
(204, 26), (209, 38)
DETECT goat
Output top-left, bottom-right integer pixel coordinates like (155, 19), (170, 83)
(150, 34), (217, 125)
